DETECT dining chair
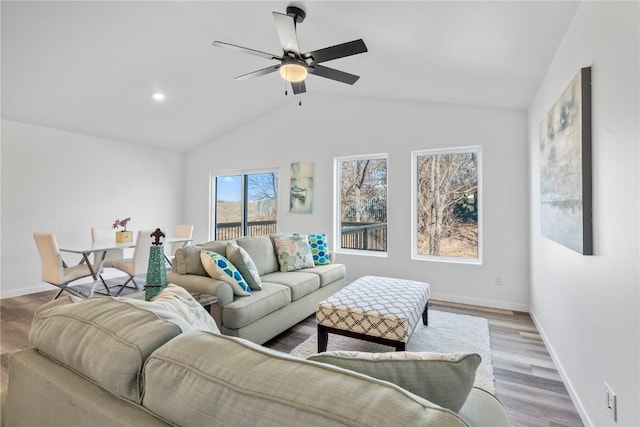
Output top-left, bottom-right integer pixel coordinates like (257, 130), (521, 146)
(91, 227), (125, 266)
(110, 230), (154, 296)
(33, 232), (94, 299)
(167, 224), (194, 264)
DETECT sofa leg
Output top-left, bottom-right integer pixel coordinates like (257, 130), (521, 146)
(317, 324), (329, 353)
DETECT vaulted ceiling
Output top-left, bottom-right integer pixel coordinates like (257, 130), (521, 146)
(1, 1), (579, 152)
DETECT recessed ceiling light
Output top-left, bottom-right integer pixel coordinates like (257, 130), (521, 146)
(151, 91), (166, 102)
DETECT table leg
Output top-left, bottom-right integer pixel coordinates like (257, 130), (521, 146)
(84, 252), (108, 297)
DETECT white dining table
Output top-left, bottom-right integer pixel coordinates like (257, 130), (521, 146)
(59, 237), (192, 297)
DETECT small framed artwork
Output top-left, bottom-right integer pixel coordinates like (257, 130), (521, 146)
(539, 67), (592, 255)
(290, 161), (314, 213)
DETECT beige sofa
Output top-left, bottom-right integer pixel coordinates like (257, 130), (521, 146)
(2, 295), (509, 426)
(167, 234), (346, 344)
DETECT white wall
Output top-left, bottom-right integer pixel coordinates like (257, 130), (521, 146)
(528, 2), (639, 426)
(185, 95), (529, 311)
(0, 120), (185, 297)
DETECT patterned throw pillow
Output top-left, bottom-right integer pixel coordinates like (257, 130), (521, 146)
(307, 233), (331, 265)
(226, 243), (262, 290)
(274, 235), (315, 272)
(200, 250), (251, 296)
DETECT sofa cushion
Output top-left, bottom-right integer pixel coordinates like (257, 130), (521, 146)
(299, 264), (346, 287)
(307, 351), (481, 413)
(236, 235), (279, 275)
(307, 233), (331, 265)
(221, 282), (291, 329)
(200, 250), (251, 296)
(260, 271), (320, 301)
(226, 243), (262, 290)
(274, 235), (315, 272)
(175, 240), (230, 276)
(28, 295), (197, 403)
(142, 331), (467, 427)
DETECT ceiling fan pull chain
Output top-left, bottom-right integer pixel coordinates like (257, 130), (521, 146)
(299, 94), (302, 107)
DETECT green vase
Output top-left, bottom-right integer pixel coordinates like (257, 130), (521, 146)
(145, 245), (168, 301)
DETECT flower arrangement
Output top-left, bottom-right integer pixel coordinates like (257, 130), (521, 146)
(112, 217), (131, 232)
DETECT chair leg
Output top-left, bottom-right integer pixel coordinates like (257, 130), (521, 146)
(53, 286), (88, 300)
(94, 274), (112, 296)
(114, 276), (138, 296)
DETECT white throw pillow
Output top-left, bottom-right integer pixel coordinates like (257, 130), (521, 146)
(150, 284), (220, 333)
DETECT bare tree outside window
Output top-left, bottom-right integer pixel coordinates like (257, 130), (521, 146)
(413, 147), (481, 261)
(337, 155), (387, 252)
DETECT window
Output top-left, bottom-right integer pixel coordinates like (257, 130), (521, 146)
(335, 154), (387, 254)
(212, 171), (278, 240)
(412, 147), (481, 263)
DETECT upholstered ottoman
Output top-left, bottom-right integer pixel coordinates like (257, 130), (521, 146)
(316, 275), (430, 352)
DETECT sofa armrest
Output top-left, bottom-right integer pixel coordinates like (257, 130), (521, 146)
(167, 272), (233, 307)
(457, 387), (509, 427)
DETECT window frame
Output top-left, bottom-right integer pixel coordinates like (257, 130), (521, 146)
(210, 168), (279, 241)
(411, 146), (483, 265)
(334, 153), (389, 257)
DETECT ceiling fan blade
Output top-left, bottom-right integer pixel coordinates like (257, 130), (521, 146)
(213, 41), (281, 61)
(235, 65), (281, 81)
(291, 80), (306, 95)
(303, 39), (368, 64)
(272, 12), (300, 55)
(309, 64), (360, 85)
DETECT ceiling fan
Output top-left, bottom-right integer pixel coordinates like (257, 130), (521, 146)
(212, 6), (368, 95)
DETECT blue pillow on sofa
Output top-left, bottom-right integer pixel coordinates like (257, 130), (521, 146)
(200, 250), (251, 296)
(307, 233), (331, 265)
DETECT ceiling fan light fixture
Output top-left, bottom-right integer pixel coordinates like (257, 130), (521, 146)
(279, 63), (307, 82)
(151, 91), (166, 102)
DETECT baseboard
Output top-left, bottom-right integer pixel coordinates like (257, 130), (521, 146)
(529, 309), (592, 426)
(429, 292), (529, 313)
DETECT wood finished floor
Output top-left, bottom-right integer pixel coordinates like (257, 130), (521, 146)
(1, 279), (583, 427)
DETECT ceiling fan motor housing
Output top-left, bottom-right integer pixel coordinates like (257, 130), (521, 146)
(286, 6), (305, 24)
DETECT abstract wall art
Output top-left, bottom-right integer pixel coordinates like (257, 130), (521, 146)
(290, 161), (314, 213)
(539, 67), (593, 255)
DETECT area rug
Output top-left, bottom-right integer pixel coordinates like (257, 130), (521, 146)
(290, 310), (494, 393)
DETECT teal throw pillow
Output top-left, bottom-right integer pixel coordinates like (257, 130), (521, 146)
(274, 235), (315, 272)
(200, 250), (251, 296)
(307, 233), (331, 265)
(226, 243), (262, 290)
